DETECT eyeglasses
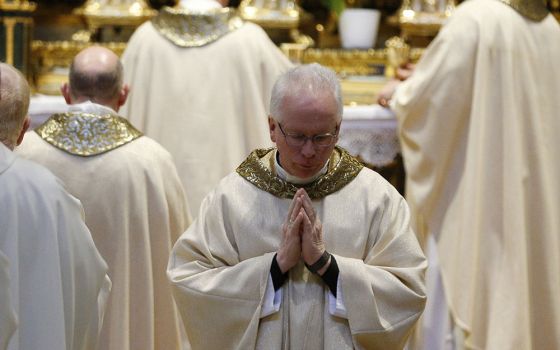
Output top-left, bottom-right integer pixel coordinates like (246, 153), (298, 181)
(277, 122), (339, 148)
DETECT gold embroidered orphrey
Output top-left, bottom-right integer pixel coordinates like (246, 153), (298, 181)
(35, 113), (143, 157)
(498, 0), (549, 21)
(236, 146), (364, 200)
(151, 7), (243, 48)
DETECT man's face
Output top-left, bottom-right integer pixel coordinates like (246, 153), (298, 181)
(269, 91), (340, 179)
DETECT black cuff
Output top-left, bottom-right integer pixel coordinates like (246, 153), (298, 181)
(271, 254), (288, 291)
(305, 250), (331, 274)
(320, 255), (339, 297)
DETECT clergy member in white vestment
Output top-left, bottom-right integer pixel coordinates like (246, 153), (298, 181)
(378, 0), (560, 348)
(120, 0), (293, 214)
(16, 47), (192, 350)
(168, 64), (427, 350)
(0, 251), (16, 350)
(0, 63), (110, 350)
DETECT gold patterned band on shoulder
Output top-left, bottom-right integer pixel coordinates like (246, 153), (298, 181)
(497, 0), (549, 21)
(151, 7), (244, 48)
(35, 113), (143, 157)
(236, 146), (364, 199)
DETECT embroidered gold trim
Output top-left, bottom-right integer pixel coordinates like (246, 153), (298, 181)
(151, 7), (243, 47)
(498, 0), (549, 21)
(35, 113), (143, 157)
(236, 146), (363, 199)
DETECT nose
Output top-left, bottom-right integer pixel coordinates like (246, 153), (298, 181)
(300, 139), (316, 158)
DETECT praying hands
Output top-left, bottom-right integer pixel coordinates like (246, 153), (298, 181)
(276, 188), (330, 275)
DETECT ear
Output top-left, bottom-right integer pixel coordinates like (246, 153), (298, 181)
(16, 117), (30, 146)
(118, 84), (129, 108)
(61, 83), (72, 104)
(268, 116), (277, 143)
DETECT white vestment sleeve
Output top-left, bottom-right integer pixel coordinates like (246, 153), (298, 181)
(260, 274), (282, 318)
(96, 275), (112, 338)
(328, 278), (348, 318)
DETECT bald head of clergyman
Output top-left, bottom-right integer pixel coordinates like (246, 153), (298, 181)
(0, 63), (31, 150)
(61, 45), (129, 112)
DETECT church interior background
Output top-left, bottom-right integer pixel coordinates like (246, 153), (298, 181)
(1, 0), (559, 193)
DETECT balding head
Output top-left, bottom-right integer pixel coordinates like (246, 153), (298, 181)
(0, 63), (30, 149)
(63, 46), (128, 111)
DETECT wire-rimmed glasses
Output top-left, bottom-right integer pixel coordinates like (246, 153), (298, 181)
(277, 122), (339, 148)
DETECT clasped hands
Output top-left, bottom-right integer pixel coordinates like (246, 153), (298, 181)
(276, 188), (330, 275)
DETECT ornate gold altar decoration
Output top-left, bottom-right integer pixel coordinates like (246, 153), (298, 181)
(0, 0), (36, 77)
(384, 36), (410, 78)
(239, 0), (299, 29)
(73, 0), (156, 41)
(394, 0), (456, 39)
(280, 46), (423, 105)
(238, 0), (313, 46)
(283, 47), (423, 75)
(31, 40), (127, 94)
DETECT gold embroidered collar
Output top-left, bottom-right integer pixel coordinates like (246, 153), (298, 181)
(498, 0), (549, 21)
(35, 113), (143, 157)
(236, 146), (364, 199)
(151, 6), (243, 47)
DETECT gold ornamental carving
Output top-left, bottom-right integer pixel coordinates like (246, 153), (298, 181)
(73, 0), (156, 38)
(0, 0), (36, 76)
(238, 0), (300, 29)
(0, 0), (36, 11)
(393, 0), (456, 39)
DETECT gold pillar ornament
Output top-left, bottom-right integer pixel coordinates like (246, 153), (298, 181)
(550, 0), (560, 21)
(74, 0), (156, 41)
(0, 0), (36, 77)
(396, 0), (456, 39)
(238, 0), (300, 29)
(238, 0), (313, 46)
(385, 36), (410, 78)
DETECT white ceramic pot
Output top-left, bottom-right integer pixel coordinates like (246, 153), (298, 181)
(339, 8), (381, 49)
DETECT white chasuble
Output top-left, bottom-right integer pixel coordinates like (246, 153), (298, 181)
(391, 0), (560, 348)
(16, 106), (192, 350)
(121, 9), (293, 214)
(168, 147), (427, 349)
(0, 143), (110, 350)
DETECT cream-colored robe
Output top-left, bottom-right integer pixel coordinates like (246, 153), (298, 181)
(17, 109), (192, 350)
(0, 251), (16, 350)
(0, 143), (110, 350)
(168, 148), (427, 349)
(391, 0), (560, 348)
(121, 19), (292, 214)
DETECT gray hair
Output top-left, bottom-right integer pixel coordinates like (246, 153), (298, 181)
(0, 64), (30, 148)
(69, 59), (123, 102)
(269, 63), (343, 121)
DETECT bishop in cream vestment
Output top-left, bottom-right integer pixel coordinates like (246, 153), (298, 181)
(17, 102), (192, 350)
(391, 0), (560, 348)
(121, 1), (293, 214)
(0, 143), (110, 350)
(168, 147), (427, 349)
